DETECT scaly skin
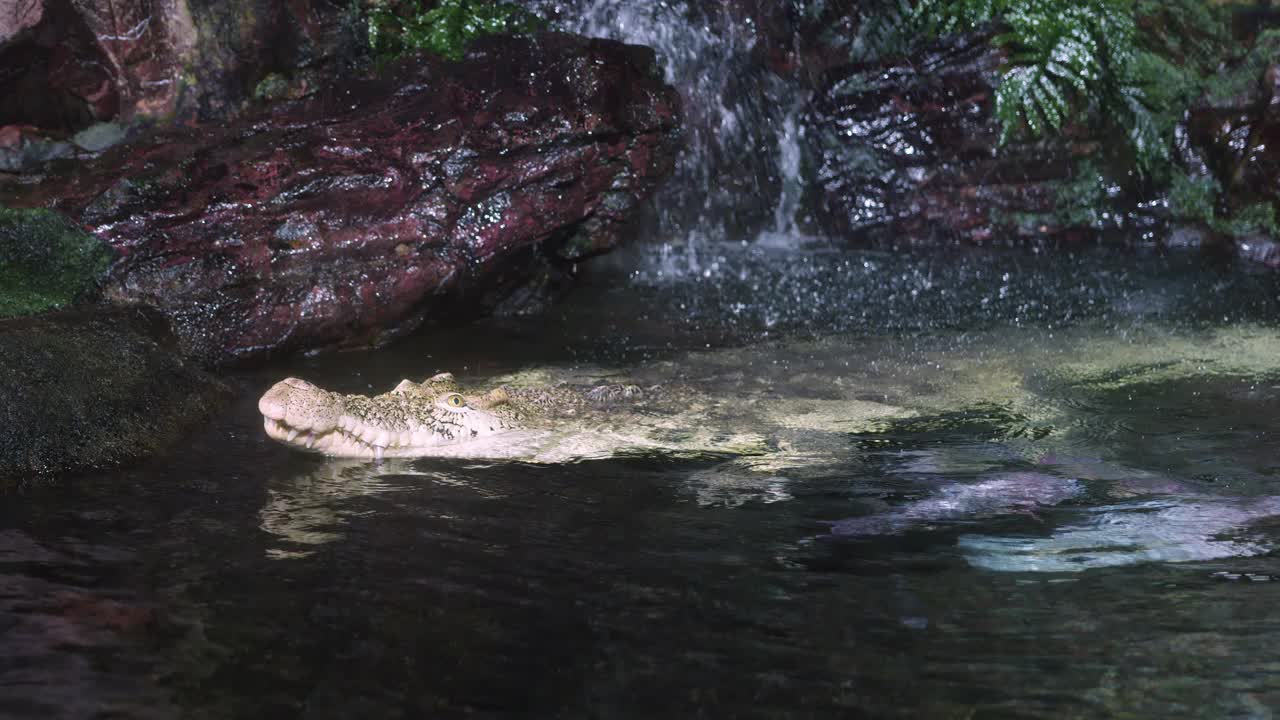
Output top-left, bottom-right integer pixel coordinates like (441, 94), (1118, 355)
(259, 372), (653, 460)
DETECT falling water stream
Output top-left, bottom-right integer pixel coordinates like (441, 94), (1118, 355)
(531, 0), (813, 244)
(6, 4), (1280, 719)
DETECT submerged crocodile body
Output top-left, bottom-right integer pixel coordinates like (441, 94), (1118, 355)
(259, 372), (766, 462)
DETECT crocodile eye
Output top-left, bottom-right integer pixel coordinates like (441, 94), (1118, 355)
(444, 393), (466, 408)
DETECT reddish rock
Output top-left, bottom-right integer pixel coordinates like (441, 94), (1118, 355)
(1, 33), (680, 364)
(0, 0), (197, 129)
(0, 0), (366, 133)
(0, 0), (43, 42)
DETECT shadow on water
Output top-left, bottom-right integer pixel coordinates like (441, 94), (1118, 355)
(7, 243), (1280, 717)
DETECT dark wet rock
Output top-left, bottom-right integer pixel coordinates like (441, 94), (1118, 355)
(0, 305), (229, 483)
(806, 33), (1144, 246)
(0, 0), (189, 133)
(0, 0), (367, 138)
(1180, 39), (1280, 264)
(1237, 236), (1280, 268)
(1, 33), (680, 365)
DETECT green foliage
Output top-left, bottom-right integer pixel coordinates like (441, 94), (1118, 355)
(847, 0), (1273, 234)
(840, 0), (917, 62)
(893, 0), (1244, 180)
(911, 0), (1167, 172)
(1050, 163), (1119, 230)
(253, 73), (290, 102)
(0, 207), (113, 318)
(1167, 173), (1218, 228)
(1223, 203), (1279, 238)
(368, 0), (542, 63)
(1168, 173), (1280, 237)
(1203, 28), (1280, 106)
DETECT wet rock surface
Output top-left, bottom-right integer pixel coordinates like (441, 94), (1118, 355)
(805, 33), (1135, 246)
(1, 32), (680, 365)
(1183, 51), (1280, 266)
(0, 0), (366, 137)
(0, 305), (229, 483)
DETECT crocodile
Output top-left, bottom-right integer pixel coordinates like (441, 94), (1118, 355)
(258, 372), (778, 462)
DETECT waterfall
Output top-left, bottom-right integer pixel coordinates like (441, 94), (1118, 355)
(759, 108), (807, 247)
(530, 0), (812, 254)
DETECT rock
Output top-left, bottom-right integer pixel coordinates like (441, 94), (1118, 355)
(0, 206), (114, 318)
(806, 33), (1141, 246)
(1182, 35), (1280, 258)
(0, 2), (43, 42)
(0, 0), (183, 132)
(0, 0), (367, 135)
(1237, 236), (1280, 268)
(1, 32), (680, 365)
(0, 306), (229, 483)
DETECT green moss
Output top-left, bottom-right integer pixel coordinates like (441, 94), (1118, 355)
(253, 72), (291, 102)
(367, 0), (542, 63)
(0, 207), (113, 318)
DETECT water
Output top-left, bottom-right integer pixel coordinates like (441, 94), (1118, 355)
(530, 0), (811, 241)
(7, 242), (1280, 717)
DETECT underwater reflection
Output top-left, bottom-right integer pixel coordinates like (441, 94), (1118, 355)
(0, 529), (185, 719)
(258, 459), (509, 558)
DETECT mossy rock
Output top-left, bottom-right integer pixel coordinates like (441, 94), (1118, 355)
(0, 306), (230, 483)
(367, 0), (543, 63)
(0, 207), (113, 318)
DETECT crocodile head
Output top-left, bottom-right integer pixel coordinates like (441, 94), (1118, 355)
(259, 373), (523, 459)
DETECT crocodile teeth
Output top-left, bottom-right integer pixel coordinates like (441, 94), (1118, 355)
(304, 433), (316, 449)
(286, 429), (300, 442)
(374, 445), (385, 462)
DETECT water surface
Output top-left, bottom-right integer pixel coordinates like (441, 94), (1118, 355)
(6, 242), (1280, 718)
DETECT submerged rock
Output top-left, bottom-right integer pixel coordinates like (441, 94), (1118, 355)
(961, 496), (1280, 572)
(828, 472), (1083, 537)
(0, 306), (229, 483)
(1, 33), (680, 365)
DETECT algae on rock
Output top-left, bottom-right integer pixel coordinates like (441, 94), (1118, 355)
(0, 207), (113, 318)
(367, 0), (542, 62)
